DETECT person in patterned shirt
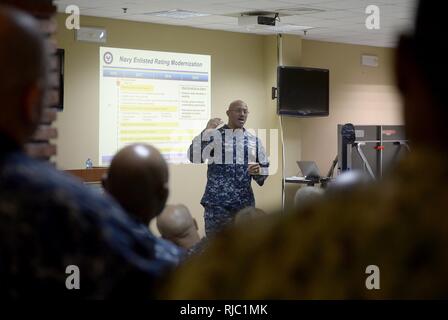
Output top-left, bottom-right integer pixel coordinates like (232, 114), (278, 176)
(165, 0), (448, 299)
(102, 144), (185, 266)
(188, 100), (269, 236)
(0, 6), (176, 298)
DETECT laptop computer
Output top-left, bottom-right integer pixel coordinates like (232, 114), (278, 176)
(297, 161), (321, 181)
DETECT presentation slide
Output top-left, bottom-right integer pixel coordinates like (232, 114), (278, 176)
(99, 46), (211, 165)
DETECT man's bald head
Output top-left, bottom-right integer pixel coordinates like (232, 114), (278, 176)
(0, 6), (48, 144)
(157, 204), (200, 249)
(104, 144), (169, 225)
(226, 100), (249, 129)
(228, 100), (247, 110)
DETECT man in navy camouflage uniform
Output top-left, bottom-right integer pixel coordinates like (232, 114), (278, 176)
(188, 100), (269, 236)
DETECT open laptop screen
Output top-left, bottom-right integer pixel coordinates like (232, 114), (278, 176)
(297, 161), (321, 179)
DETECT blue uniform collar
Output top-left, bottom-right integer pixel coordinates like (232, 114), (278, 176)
(222, 124), (246, 131)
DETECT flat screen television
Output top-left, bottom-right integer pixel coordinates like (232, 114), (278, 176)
(277, 66), (329, 117)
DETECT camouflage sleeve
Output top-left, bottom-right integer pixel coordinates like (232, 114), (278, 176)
(253, 137), (269, 186)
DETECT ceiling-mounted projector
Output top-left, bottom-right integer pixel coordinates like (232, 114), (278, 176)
(238, 15), (276, 27)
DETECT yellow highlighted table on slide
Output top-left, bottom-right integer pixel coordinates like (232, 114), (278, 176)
(119, 136), (193, 142)
(120, 122), (179, 127)
(120, 83), (154, 92)
(157, 146), (188, 153)
(118, 145), (187, 154)
(120, 105), (178, 112)
(120, 129), (197, 135)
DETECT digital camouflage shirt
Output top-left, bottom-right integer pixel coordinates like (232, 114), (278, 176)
(188, 125), (269, 210)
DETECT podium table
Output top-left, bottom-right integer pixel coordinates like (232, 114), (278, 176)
(285, 176), (331, 187)
(285, 176), (315, 186)
(64, 168), (108, 184)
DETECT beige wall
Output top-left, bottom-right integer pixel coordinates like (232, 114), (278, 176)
(298, 40), (403, 170)
(280, 40), (403, 210)
(55, 13), (402, 234)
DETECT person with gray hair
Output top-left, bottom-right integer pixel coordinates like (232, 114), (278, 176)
(293, 186), (324, 209)
(157, 204), (201, 250)
(234, 206), (267, 225)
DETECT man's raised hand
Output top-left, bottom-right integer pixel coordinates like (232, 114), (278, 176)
(205, 118), (224, 130)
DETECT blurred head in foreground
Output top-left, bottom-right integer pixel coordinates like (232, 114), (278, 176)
(163, 0), (448, 299)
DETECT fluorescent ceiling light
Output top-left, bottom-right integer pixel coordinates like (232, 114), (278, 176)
(271, 24), (314, 32)
(243, 23), (314, 33)
(75, 27), (107, 43)
(144, 9), (210, 19)
(276, 7), (325, 14)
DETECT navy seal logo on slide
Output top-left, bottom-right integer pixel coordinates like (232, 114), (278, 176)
(103, 52), (113, 64)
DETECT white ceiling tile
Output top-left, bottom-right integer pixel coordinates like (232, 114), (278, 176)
(279, 15), (323, 24)
(56, 0), (417, 48)
(304, 10), (362, 20)
(185, 4), (251, 15)
(182, 15), (237, 25)
(304, 18), (360, 28)
(308, 0), (376, 10)
(225, 0), (299, 10)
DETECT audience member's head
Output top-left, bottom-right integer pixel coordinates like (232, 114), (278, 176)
(396, 0), (448, 149)
(157, 204), (201, 249)
(164, 1), (448, 300)
(293, 186), (324, 209)
(0, 6), (48, 145)
(325, 170), (371, 195)
(103, 144), (169, 225)
(0, 7), (178, 297)
(234, 206), (266, 225)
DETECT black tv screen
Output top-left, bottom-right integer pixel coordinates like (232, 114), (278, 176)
(277, 66), (329, 117)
